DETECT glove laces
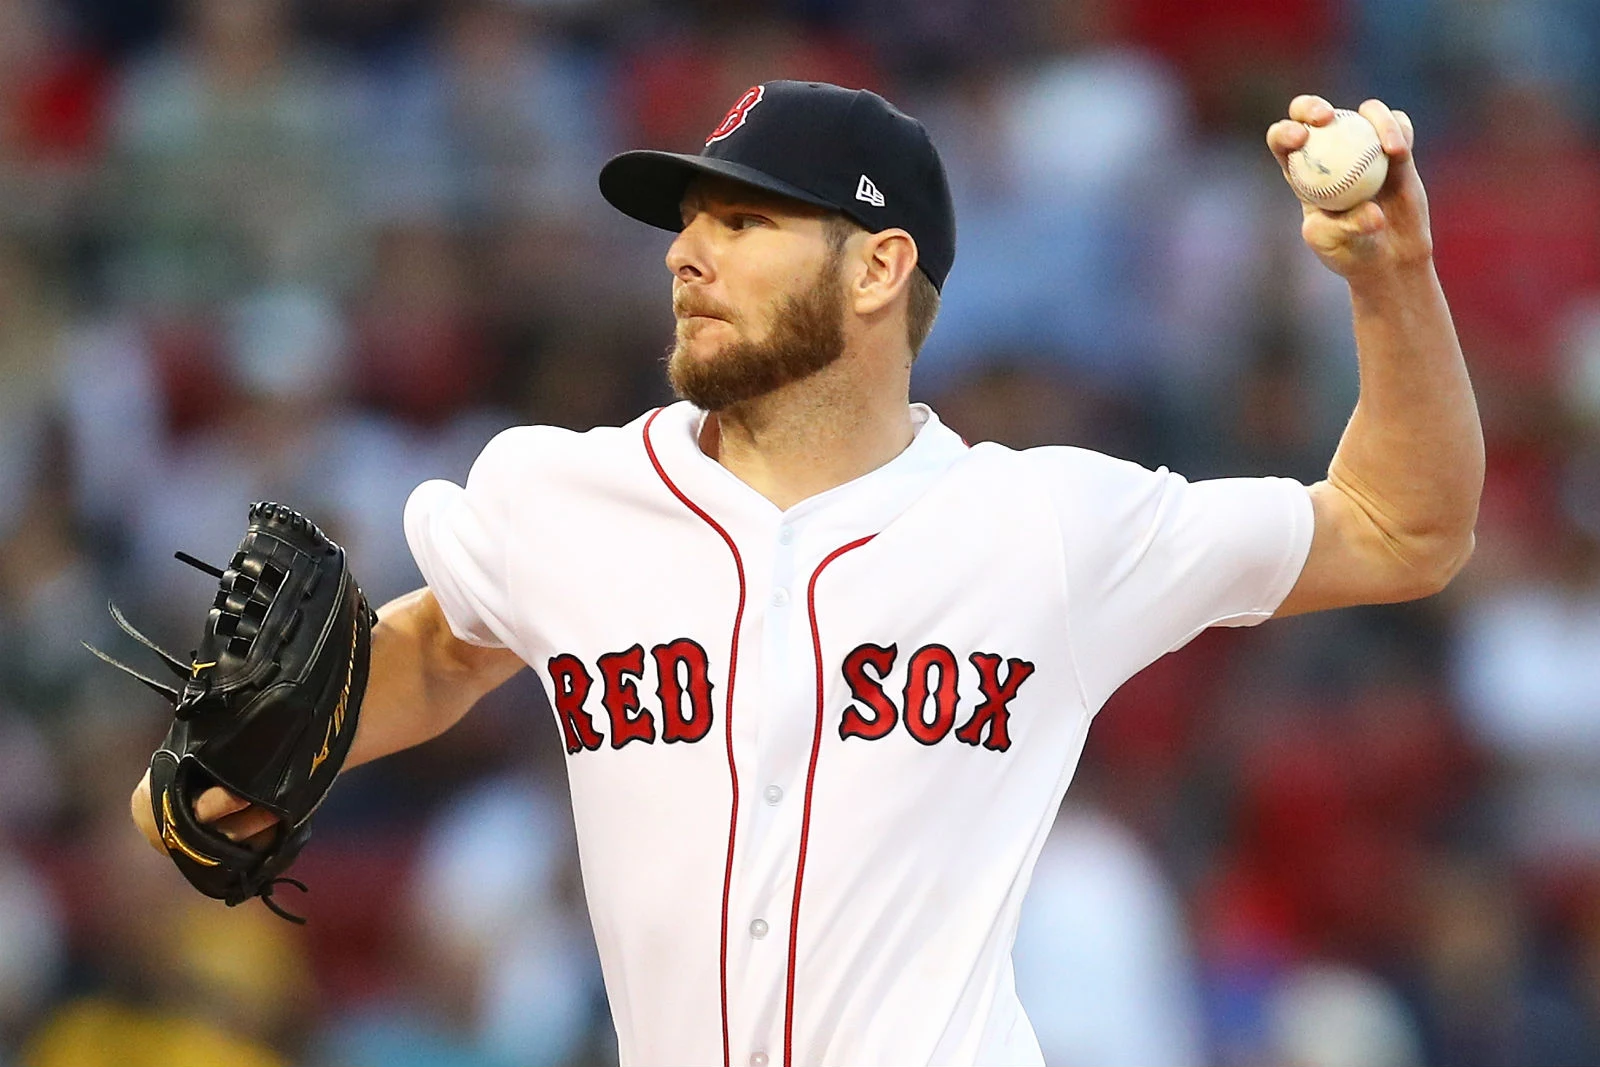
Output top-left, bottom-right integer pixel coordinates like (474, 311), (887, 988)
(256, 876), (310, 924)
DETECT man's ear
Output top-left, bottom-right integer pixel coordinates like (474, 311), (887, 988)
(849, 229), (918, 317)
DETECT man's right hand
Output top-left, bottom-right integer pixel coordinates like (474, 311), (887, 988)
(130, 768), (281, 853)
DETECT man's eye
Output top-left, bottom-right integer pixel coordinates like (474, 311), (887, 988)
(730, 214), (765, 230)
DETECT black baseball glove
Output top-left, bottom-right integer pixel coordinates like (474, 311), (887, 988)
(88, 502), (377, 922)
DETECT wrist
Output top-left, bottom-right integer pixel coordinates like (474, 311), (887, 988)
(1346, 254), (1439, 304)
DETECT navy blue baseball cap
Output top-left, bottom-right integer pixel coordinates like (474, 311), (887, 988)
(599, 81), (957, 291)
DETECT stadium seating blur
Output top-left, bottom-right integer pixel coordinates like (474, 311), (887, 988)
(2, 0), (1598, 1063)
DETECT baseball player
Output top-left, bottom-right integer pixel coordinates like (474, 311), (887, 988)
(133, 81), (1482, 1065)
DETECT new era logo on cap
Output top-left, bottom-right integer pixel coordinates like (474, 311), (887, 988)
(855, 174), (885, 208)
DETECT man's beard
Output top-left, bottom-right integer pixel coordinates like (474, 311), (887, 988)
(667, 251), (846, 412)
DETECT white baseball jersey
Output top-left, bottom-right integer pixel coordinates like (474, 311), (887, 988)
(404, 401), (1313, 1067)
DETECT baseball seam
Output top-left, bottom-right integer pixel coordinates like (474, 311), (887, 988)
(1289, 111), (1386, 203)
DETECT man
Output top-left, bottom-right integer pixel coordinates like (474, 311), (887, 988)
(135, 81), (1481, 1065)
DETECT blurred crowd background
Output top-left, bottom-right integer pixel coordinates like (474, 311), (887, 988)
(1, 0), (1598, 1064)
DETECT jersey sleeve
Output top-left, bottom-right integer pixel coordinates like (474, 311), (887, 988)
(1036, 447), (1314, 711)
(403, 428), (530, 650)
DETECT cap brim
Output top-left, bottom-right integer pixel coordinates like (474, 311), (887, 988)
(598, 150), (836, 232)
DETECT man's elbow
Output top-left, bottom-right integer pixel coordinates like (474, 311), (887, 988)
(1400, 528), (1476, 599)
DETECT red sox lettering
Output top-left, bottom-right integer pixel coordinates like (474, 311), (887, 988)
(549, 639), (716, 753)
(840, 643), (1036, 751)
(549, 640), (1035, 754)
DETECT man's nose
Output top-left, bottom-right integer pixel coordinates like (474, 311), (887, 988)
(666, 215), (712, 282)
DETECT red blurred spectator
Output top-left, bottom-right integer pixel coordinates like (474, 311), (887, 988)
(614, 13), (885, 153)
(0, 0), (112, 236)
(1429, 79), (1600, 400)
(352, 224), (496, 426)
(1219, 683), (1477, 962)
(1109, 0), (1344, 129)
(0, 2), (111, 166)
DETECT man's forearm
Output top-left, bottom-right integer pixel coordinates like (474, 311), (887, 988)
(129, 587), (519, 852)
(1330, 260), (1483, 582)
(346, 588), (525, 769)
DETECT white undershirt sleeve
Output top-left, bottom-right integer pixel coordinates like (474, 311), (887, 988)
(1036, 447), (1314, 711)
(403, 428), (528, 650)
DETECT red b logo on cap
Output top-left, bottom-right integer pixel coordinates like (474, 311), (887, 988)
(706, 85), (764, 145)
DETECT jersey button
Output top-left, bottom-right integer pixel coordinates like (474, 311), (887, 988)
(778, 526), (794, 545)
(771, 588), (790, 607)
(750, 1053), (769, 1067)
(749, 918), (769, 939)
(763, 784), (783, 805)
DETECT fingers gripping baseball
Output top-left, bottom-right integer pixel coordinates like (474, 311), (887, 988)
(1267, 95), (1432, 278)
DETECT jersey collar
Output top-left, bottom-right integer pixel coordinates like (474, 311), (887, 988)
(644, 401), (969, 540)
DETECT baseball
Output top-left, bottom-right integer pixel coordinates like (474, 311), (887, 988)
(1286, 109), (1389, 212)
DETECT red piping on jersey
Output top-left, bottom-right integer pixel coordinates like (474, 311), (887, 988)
(642, 408), (746, 1067)
(786, 533), (877, 1066)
